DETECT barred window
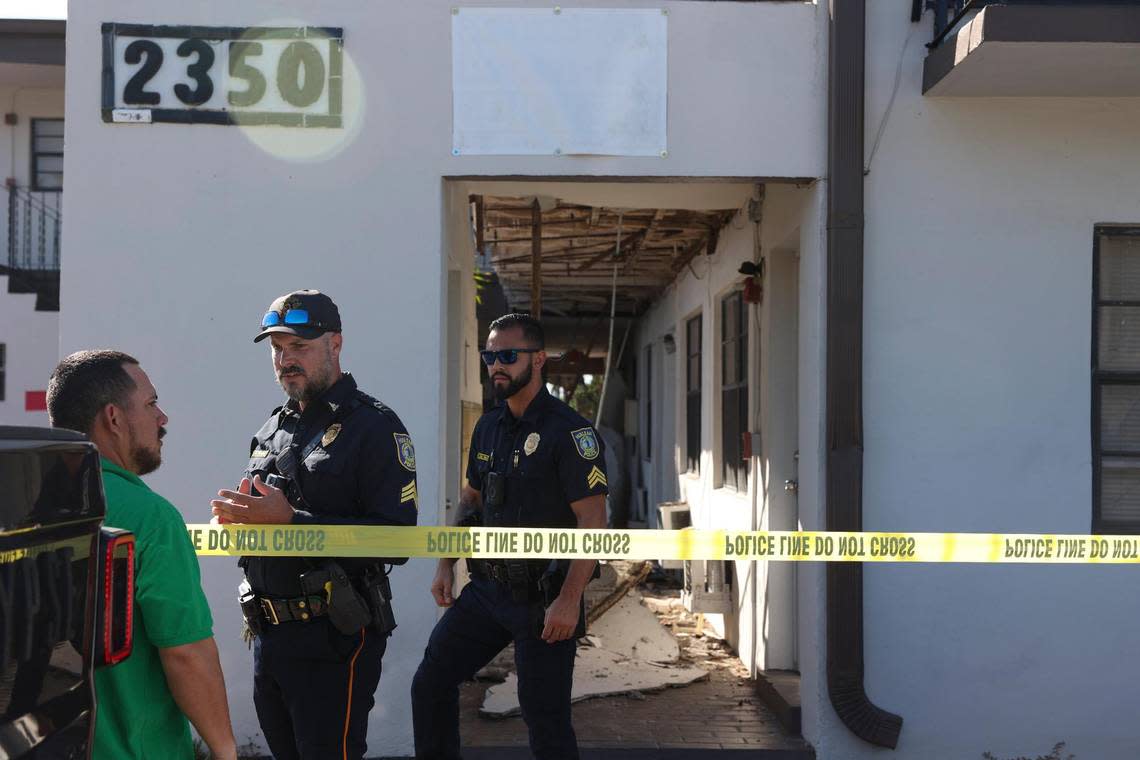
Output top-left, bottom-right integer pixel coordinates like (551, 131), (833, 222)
(686, 314), (702, 473)
(643, 344), (652, 461)
(31, 118), (64, 191)
(1094, 228), (1140, 531)
(721, 291), (748, 491)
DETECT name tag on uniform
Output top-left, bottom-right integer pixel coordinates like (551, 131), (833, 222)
(250, 449), (270, 458)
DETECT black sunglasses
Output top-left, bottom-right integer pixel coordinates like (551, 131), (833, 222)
(480, 348), (540, 366)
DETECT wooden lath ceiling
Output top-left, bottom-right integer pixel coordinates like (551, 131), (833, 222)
(476, 195), (737, 318)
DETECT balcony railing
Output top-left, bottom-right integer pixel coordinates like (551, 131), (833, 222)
(6, 185), (61, 272)
(915, 0), (1140, 49)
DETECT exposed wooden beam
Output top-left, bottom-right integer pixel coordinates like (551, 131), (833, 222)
(531, 199), (542, 318)
(574, 225), (649, 273)
(623, 208), (665, 274)
(670, 231), (712, 275)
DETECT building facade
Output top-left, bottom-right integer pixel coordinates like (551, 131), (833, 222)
(53, 0), (1140, 757)
(0, 19), (64, 425)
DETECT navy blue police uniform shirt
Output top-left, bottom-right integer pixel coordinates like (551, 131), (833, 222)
(466, 387), (609, 557)
(243, 373), (418, 597)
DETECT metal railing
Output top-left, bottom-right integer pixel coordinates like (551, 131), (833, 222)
(915, 0), (1140, 49)
(6, 184), (61, 271)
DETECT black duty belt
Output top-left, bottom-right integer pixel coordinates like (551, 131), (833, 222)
(473, 559), (542, 581)
(256, 594), (328, 625)
(483, 561), (511, 584)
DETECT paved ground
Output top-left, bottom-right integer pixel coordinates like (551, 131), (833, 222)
(457, 574), (814, 758)
(460, 660), (812, 754)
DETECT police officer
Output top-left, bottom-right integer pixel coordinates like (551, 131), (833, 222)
(411, 313), (608, 760)
(210, 290), (418, 760)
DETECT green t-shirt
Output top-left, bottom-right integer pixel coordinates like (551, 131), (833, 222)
(93, 459), (214, 760)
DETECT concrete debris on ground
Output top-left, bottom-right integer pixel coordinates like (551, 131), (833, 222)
(481, 647), (708, 717)
(479, 561), (708, 717)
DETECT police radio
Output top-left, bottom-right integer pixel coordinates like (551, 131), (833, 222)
(484, 471), (505, 508)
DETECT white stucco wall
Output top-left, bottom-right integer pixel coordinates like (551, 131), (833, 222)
(635, 181), (818, 675)
(61, 1), (828, 754)
(0, 69), (63, 426)
(0, 73), (64, 189)
(802, 2), (1140, 758)
(0, 276), (57, 425)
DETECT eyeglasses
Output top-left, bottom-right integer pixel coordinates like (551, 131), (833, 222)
(480, 348), (540, 366)
(261, 309), (312, 328)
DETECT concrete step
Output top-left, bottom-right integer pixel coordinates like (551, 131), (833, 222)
(755, 670), (802, 736)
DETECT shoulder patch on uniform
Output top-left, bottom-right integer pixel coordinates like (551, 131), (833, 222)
(394, 433), (416, 472)
(571, 428), (600, 461)
(587, 465), (607, 489)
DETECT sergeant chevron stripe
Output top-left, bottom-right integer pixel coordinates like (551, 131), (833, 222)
(587, 466), (607, 489)
(400, 481), (418, 507)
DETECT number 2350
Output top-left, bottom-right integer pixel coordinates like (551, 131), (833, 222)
(123, 39), (328, 108)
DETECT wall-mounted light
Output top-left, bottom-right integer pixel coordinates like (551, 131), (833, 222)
(738, 260), (764, 278)
(739, 259), (765, 304)
(663, 333), (676, 354)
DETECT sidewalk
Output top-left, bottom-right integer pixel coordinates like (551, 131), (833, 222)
(458, 570), (814, 757)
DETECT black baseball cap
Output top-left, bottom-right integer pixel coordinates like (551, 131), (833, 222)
(253, 290), (342, 343)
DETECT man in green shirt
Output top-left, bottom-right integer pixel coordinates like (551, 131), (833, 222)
(47, 350), (236, 760)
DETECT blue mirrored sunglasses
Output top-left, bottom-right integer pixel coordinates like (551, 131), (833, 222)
(480, 348), (540, 366)
(261, 309), (311, 328)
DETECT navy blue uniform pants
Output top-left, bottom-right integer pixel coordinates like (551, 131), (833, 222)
(411, 577), (578, 760)
(254, 619), (386, 760)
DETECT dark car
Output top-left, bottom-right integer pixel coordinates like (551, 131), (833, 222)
(0, 426), (134, 759)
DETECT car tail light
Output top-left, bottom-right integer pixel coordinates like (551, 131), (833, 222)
(95, 528), (134, 667)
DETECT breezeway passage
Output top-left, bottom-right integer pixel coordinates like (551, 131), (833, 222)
(183, 525), (1140, 564)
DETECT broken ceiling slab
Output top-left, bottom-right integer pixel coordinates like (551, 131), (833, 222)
(586, 594), (680, 664)
(480, 647), (708, 718)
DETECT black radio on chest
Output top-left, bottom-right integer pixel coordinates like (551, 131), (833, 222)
(484, 471), (506, 508)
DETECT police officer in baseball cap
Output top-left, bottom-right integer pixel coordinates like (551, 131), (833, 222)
(211, 289), (419, 760)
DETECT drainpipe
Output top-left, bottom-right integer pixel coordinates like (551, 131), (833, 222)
(825, 0), (903, 749)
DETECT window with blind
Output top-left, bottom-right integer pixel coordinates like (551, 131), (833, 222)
(721, 291), (748, 491)
(1095, 229), (1140, 532)
(0, 344), (5, 402)
(686, 314), (702, 473)
(31, 119), (64, 191)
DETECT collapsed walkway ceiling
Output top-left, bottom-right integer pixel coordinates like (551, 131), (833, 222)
(473, 194), (740, 320)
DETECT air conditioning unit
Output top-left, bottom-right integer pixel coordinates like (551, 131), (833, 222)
(682, 559), (734, 615)
(657, 502), (690, 570)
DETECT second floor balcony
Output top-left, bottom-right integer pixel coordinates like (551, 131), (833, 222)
(919, 1), (1140, 96)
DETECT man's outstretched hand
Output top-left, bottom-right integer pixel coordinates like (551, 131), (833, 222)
(211, 476), (294, 524)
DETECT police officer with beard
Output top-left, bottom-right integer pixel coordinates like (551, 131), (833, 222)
(411, 313), (608, 760)
(210, 290), (418, 760)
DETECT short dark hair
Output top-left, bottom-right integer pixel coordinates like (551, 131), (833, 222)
(488, 313), (545, 349)
(47, 350), (140, 435)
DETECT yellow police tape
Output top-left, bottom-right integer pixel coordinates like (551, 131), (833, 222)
(181, 525), (1140, 564)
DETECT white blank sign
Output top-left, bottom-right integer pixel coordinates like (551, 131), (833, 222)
(452, 8), (667, 157)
